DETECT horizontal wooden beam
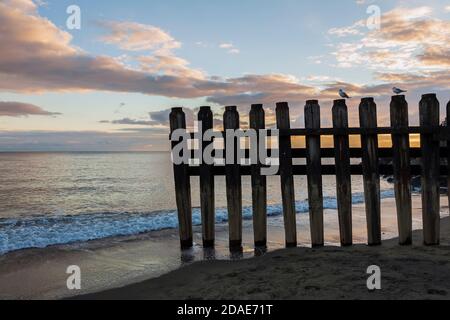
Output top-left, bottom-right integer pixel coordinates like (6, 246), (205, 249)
(189, 147), (450, 159)
(188, 165), (449, 176)
(183, 126), (450, 139)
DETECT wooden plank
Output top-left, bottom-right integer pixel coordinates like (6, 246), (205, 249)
(223, 106), (243, 251)
(420, 93), (440, 245)
(188, 164), (448, 177)
(198, 106), (215, 248)
(189, 126), (445, 139)
(249, 104), (268, 248)
(169, 108), (193, 249)
(390, 95), (412, 245)
(286, 127), (435, 136)
(304, 100), (324, 247)
(447, 100), (450, 216)
(276, 102), (297, 247)
(359, 97), (381, 246)
(332, 99), (353, 246)
(190, 147), (449, 160)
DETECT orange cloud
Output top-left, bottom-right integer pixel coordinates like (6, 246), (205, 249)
(137, 55), (205, 79)
(99, 21), (181, 53)
(330, 6), (450, 71)
(0, 0), (447, 120)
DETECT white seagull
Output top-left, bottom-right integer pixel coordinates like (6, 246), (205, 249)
(393, 87), (407, 95)
(339, 89), (351, 99)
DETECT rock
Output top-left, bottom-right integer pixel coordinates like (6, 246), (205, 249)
(387, 175), (448, 194)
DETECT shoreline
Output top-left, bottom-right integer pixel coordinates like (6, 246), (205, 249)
(0, 195), (448, 299)
(75, 216), (450, 300)
(0, 189), (396, 255)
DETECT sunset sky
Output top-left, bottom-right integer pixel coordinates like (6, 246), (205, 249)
(0, 0), (449, 151)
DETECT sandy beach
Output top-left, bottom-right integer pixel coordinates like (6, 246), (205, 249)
(77, 217), (450, 300)
(1, 195), (449, 300)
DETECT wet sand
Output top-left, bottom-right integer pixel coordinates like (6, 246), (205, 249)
(1, 195), (449, 299)
(77, 218), (450, 300)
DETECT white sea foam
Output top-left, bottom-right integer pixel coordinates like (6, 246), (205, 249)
(0, 190), (394, 255)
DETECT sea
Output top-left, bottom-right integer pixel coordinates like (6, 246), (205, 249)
(0, 152), (396, 255)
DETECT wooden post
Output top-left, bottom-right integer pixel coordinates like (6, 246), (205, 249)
(447, 100), (450, 215)
(419, 93), (440, 245)
(332, 99), (352, 246)
(170, 108), (193, 249)
(359, 97), (381, 246)
(223, 106), (243, 252)
(390, 95), (412, 245)
(198, 106), (215, 248)
(304, 100), (324, 247)
(250, 104), (267, 248)
(276, 102), (297, 247)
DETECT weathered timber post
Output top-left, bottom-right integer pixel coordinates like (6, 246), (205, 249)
(359, 97), (381, 246)
(304, 100), (324, 247)
(276, 102), (297, 247)
(332, 99), (352, 246)
(390, 95), (412, 245)
(447, 100), (450, 214)
(170, 108), (193, 249)
(419, 93), (440, 245)
(250, 104), (268, 248)
(224, 106), (243, 252)
(198, 106), (215, 248)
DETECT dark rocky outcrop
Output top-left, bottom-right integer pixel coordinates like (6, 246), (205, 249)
(380, 122), (449, 194)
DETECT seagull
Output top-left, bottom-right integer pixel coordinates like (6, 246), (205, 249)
(339, 89), (351, 99)
(393, 87), (407, 95)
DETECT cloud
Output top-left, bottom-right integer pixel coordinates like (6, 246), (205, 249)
(99, 21), (181, 53)
(219, 43), (240, 54)
(0, 129), (169, 152)
(328, 21), (365, 37)
(201, 73), (350, 108)
(329, 6), (450, 73)
(99, 20), (206, 80)
(100, 118), (157, 126)
(137, 55), (205, 79)
(101, 108), (195, 128)
(0, 0), (448, 125)
(0, 101), (60, 117)
(374, 69), (450, 88)
(0, 0), (210, 97)
(3, 0), (41, 13)
(148, 108), (196, 127)
(417, 47), (450, 67)
(219, 43), (233, 49)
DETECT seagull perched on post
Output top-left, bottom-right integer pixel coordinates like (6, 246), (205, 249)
(339, 89), (351, 99)
(393, 87), (407, 95)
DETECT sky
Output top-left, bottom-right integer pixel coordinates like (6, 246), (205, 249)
(0, 0), (449, 151)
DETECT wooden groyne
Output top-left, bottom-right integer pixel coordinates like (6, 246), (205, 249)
(170, 94), (449, 251)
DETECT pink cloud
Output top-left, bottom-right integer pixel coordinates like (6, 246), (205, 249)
(0, 101), (60, 117)
(0, 0), (448, 117)
(99, 21), (181, 53)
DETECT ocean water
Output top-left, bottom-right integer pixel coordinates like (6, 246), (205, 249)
(0, 152), (395, 255)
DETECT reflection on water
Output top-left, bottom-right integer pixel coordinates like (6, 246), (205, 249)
(179, 240), (265, 264)
(202, 248), (217, 261)
(254, 246), (268, 257)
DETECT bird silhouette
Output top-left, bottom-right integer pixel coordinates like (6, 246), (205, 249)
(339, 89), (351, 99)
(393, 87), (407, 95)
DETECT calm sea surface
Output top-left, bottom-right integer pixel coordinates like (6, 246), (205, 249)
(0, 152), (394, 254)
